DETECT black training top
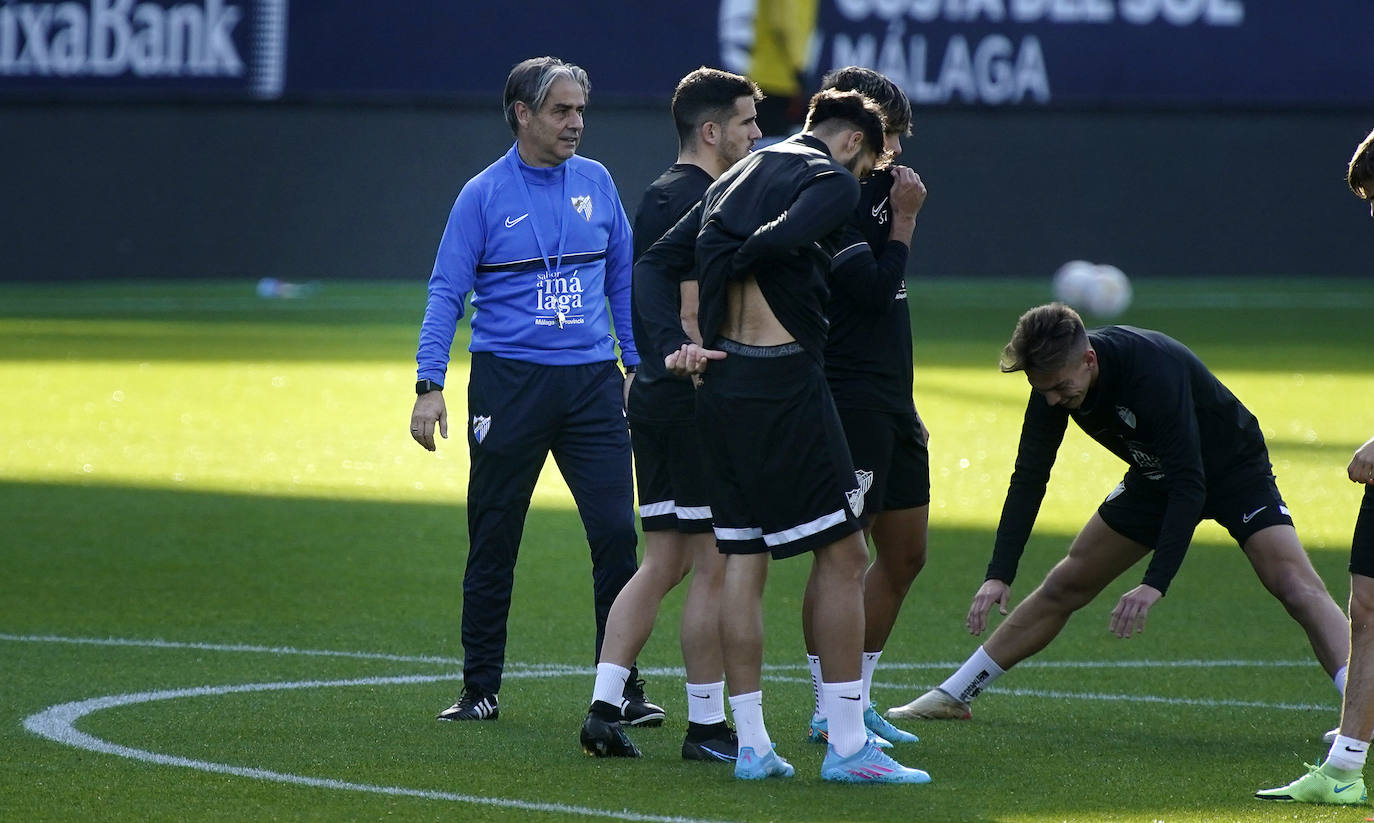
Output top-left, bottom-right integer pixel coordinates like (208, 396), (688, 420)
(630, 163), (713, 388)
(824, 168), (915, 413)
(986, 325), (1272, 595)
(694, 133), (861, 362)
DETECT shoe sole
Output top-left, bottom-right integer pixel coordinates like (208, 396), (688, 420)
(436, 712), (499, 721)
(682, 743), (737, 763)
(885, 704), (970, 721)
(822, 770), (932, 784)
(624, 712), (665, 727)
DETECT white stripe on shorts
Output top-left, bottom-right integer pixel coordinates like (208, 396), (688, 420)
(715, 525), (764, 541)
(676, 505), (713, 521)
(763, 508), (847, 547)
(639, 500), (676, 517)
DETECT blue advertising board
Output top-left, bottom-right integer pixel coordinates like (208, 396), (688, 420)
(1, 0), (1369, 107)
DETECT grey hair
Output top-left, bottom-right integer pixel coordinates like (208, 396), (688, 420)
(503, 56), (590, 136)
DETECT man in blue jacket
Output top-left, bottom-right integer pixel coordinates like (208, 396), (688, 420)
(410, 56), (657, 724)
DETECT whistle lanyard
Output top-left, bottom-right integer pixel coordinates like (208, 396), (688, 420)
(508, 150), (570, 287)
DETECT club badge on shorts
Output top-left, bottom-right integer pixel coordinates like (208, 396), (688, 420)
(472, 415), (492, 444)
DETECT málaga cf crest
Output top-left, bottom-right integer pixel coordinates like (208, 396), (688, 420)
(571, 195), (593, 221)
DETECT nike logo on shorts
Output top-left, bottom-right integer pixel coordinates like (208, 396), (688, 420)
(871, 197), (888, 217)
(1241, 506), (1268, 523)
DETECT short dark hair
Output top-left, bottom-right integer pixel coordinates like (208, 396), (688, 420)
(1000, 303), (1088, 374)
(820, 66), (911, 137)
(503, 56), (590, 137)
(1349, 127), (1374, 200)
(671, 67), (763, 149)
(804, 89), (887, 158)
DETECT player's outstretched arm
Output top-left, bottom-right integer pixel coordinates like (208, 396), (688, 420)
(1109, 583), (1162, 638)
(1349, 435), (1374, 484)
(410, 391), (448, 452)
(966, 579), (1011, 636)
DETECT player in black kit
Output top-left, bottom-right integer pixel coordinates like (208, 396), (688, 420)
(797, 67), (928, 747)
(890, 303), (1350, 725)
(1255, 126), (1374, 804)
(662, 89), (931, 784)
(580, 68), (761, 762)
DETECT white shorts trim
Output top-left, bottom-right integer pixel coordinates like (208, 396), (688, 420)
(676, 505), (713, 521)
(763, 508), (847, 547)
(714, 525), (763, 541)
(639, 500), (676, 517)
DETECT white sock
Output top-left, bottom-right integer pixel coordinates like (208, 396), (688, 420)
(591, 662), (631, 708)
(1336, 665), (1349, 695)
(686, 681), (726, 725)
(729, 691), (772, 754)
(821, 679), (867, 757)
(807, 654), (823, 717)
(1326, 735), (1369, 776)
(938, 645), (1006, 704)
(861, 650), (883, 707)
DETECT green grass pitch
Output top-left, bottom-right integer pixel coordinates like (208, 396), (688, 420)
(3, 277), (1373, 822)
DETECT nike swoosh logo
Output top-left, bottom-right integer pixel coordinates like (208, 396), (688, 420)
(839, 695), (862, 701)
(1346, 746), (1368, 753)
(689, 693), (710, 699)
(1334, 782), (1359, 793)
(505, 214), (528, 228)
(1241, 506), (1267, 523)
(870, 197), (888, 217)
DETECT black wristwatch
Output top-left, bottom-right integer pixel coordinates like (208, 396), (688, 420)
(416, 379), (443, 395)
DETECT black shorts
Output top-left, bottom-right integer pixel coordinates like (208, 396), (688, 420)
(1097, 471), (1294, 549)
(695, 341), (863, 559)
(1350, 485), (1374, 578)
(838, 407), (931, 520)
(628, 379), (712, 534)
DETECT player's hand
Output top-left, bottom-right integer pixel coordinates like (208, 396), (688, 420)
(410, 391), (447, 452)
(1109, 584), (1162, 638)
(889, 165), (927, 220)
(665, 343), (726, 377)
(967, 579), (1010, 636)
(1349, 436), (1374, 484)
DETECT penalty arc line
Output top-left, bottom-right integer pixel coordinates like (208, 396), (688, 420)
(11, 632), (1336, 818)
(22, 674), (740, 823)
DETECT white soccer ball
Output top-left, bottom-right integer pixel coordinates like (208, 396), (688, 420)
(1082, 264), (1132, 318)
(1052, 260), (1096, 306)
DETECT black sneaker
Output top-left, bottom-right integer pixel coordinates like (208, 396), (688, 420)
(620, 667), (665, 727)
(682, 720), (738, 762)
(437, 686), (499, 721)
(580, 706), (642, 758)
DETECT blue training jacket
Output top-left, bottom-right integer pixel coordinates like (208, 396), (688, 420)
(416, 143), (639, 384)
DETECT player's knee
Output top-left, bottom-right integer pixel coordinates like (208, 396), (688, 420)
(878, 542), (926, 585)
(1350, 577), (1374, 627)
(1036, 571), (1094, 612)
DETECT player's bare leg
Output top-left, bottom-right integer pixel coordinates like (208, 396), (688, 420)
(599, 531), (692, 668)
(982, 514), (1150, 668)
(1337, 573), (1374, 740)
(721, 552), (770, 695)
(1242, 524), (1350, 677)
(864, 505), (929, 651)
(681, 531), (727, 685)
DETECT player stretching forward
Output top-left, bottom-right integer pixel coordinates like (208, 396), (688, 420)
(664, 90), (930, 784)
(802, 66), (927, 750)
(1255, 126), (1374, 805)
(888, 304), (1350, 731)
(580, 67), (762, 762)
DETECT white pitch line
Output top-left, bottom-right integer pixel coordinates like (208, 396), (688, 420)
(0, 633), (1315, 673)
(21, 674), (738, 823)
